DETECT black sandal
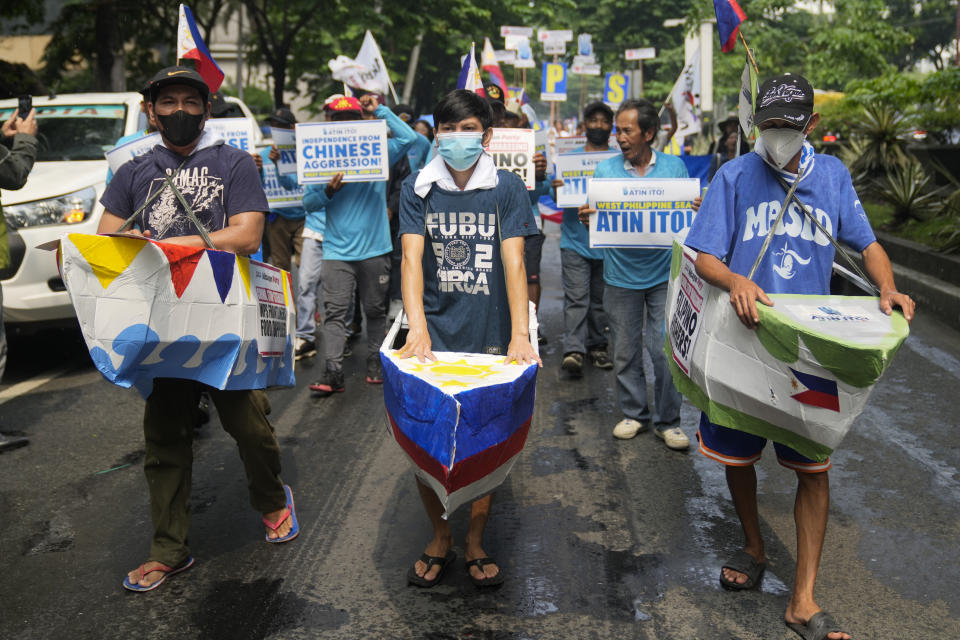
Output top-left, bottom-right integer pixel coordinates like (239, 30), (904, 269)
(466, 557), (504, 587)
(719, 549), (766, 590)
(407, 550), (455, 588)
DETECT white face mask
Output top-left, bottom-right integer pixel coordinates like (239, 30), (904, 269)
(759, 127), (806, 170)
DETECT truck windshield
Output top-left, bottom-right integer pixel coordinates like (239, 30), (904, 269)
(0, 104), (127, 162)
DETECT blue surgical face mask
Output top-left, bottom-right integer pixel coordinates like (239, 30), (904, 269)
(436, 132), (485, 171)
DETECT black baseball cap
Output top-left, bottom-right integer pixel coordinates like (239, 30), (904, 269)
(209, 92), (231, 116)
(484, 83), (505, 103)
(583, 101), (614, 122)
(146, 66), (210, 102)
(267, 107), (297, 126)
(753, 73), (814, 128)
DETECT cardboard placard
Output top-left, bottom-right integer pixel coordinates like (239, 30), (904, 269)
(554, 151), (619, 208)
(295, 120), (389, 184)
(205, 118), (257, 152)
(105, 132), (162, 174)
(587, 177), (700, 248)
(485, 128), (536, 190)
(270, 127), (298, 175)
(262, 162), (304, 209)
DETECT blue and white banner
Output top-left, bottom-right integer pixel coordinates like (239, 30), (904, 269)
(554, 151), (619, 208)
(205, 117), (257, 151)
(588, 177), (700, 248)
(262, 163), (304, 209)
(270, 127), (298, 175)
(105, 132), (162, 174)
(294, 120), (389, 184)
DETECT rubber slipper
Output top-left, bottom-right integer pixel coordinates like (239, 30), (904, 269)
(466, 557), (504, 587)
(719, 549), (766, 590)
(407, 550), (455, 588)
(263, 484), (299, 543)
(787, 611), (849, 640)
(122, 556), (195, 592)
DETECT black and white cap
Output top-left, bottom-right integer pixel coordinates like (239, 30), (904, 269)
(753, 73), (814, 128)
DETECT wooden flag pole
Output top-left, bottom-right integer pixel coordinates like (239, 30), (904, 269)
(738, 31), (759, 75)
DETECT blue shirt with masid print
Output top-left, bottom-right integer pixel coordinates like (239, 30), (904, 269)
(684, 151), (876, 295)
(592, 150), (689, 289)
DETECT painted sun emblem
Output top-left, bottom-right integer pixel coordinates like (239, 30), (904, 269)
(790, 379), (799, 391)
(401, 357), (502, 390)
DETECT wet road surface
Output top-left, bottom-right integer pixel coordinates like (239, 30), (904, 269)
(2, 225), (959, 639)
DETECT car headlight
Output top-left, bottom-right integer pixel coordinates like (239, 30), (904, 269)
(4, 186), (98, 229)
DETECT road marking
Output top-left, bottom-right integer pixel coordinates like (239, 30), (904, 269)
(0, 366), (71, 406)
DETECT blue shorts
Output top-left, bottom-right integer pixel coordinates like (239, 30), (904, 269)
(696, 413), (831, 473)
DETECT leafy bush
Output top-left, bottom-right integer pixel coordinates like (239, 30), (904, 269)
(847, 104), (914, 179)
(872, 160), (943, 227)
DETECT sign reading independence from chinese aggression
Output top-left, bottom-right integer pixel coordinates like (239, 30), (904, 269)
(295, 119), (389, 184)
(587, 178), (700, 248)
(554, 151), (619, 208)
(262, 163), (304, 209)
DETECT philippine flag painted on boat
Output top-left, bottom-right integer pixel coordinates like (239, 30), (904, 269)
(789, 367), (840, 412)
(381, 314), (538, 517)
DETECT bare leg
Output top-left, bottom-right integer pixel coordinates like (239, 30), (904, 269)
(412, 477), (453, 581)
(785, 470), (850, 639)
(723, 465), (767, 585)
(464, 494), (499, 580)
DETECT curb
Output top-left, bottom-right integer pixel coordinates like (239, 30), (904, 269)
(842, 232), (960, 327)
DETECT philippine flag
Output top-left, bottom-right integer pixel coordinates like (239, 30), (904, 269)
(456, 42), (484, 94)
(537, 195), (563, 224)
(714, 0), (747, 53)
(481, 37), (508, 94)
(177, 4), (225, 92)
(789, 368), (840, 412)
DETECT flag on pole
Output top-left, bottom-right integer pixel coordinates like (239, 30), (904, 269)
(666, 50), (701, 139)
(714, 0), (747, 53)
(177, 4), (224, 92)
(481, 37), (508, 92)
(457, 42), (484, 93)
(537, 195), (563, 224)
(737, 54), (758, 149)
(354, 30), (399, 103)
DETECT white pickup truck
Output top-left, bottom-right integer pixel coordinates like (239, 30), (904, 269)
(0, 92), (261, 327)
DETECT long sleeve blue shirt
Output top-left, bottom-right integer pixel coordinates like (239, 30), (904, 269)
(302, 105), (417, 261)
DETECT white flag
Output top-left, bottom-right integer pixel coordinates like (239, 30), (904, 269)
(668, 50), (701, 139)
(354, 30), (398, 102)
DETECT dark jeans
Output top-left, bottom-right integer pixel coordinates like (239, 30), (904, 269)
(320, 255), (391, 369)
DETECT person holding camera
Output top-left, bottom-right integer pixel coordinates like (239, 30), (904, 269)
(0, 106), (38, 452)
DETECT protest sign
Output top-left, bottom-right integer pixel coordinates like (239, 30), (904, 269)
(587, 177), (700, 248)
(555, 135), (586, 156)
(295, 119), (389, 184)
(541, 62), (568, 101)
(604, 72), (629, 107)
(58, 233), (295, 398)
(270, 127), (298, 175)
(204, 117), (256, 151)
(105, 133), (162, 174)
(534, 128), (551, 173)
(554, 151), (619, 208)
(262, 162), (304, 209)
(486, 128), (536, 189)
(381, 310), (538, 518)
(665, 242), (909, 461)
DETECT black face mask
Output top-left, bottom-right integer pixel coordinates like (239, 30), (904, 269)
(585, 126), (611, 146)
(156, 109), (205, 147)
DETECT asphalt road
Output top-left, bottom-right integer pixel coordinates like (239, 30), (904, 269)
(2, 225), (959, 639)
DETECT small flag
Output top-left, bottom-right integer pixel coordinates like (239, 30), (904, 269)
(354, 30), (399, 103)
(481, 37), (508, 93)
(537, 195), (563, 224)
(789, 368), (840, 412)
(737, 53), (758, 146)
(714, 0), (747, 53)
(177, 4), (224, 92)
(457, 42), (483, 94)
(666, 49), (701, 139)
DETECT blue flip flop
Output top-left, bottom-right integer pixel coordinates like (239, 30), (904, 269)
(263, 484), (299, 543)
(122, 555), (195, 592)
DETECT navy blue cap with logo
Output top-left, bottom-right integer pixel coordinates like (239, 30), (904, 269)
(752, 74), (814, 128)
